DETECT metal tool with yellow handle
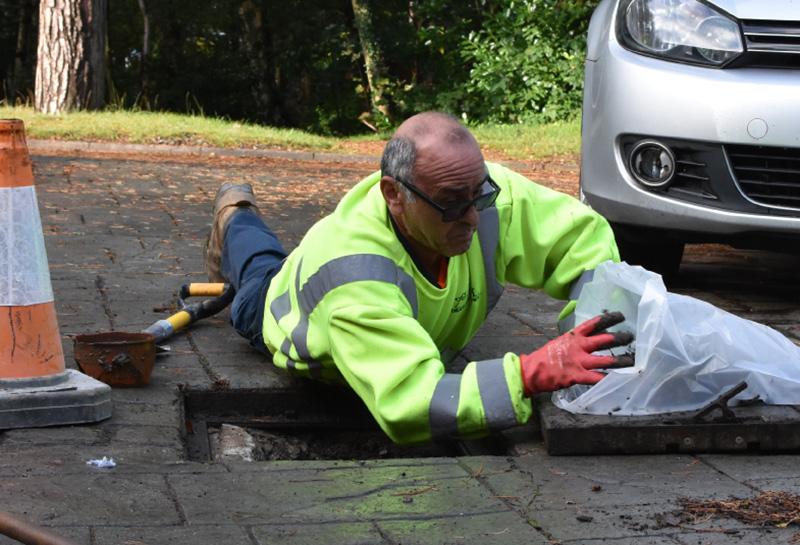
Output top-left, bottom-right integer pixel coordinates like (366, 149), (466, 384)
(73, 283), (235, 387)
(143, 282), (235, 344)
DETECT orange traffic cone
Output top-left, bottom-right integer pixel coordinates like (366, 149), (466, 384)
(0, 119), (110, 428)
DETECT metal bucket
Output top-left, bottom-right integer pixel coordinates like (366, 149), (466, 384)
(73, 332), (156, 387)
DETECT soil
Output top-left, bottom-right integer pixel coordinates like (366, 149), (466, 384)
(31, 145), (582, 197)
(244, 427), (455, 461)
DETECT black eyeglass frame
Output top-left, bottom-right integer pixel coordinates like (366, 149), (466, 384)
(392, 174), (501, 222)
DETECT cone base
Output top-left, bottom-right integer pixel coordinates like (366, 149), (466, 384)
(0, 369), (111, 429)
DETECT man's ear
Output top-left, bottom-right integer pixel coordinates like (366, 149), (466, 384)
(380, 176), (406, 217)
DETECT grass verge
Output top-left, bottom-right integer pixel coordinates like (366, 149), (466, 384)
(0, 106), (337, 150)
(0, 106), (580, 160)
(471, 118), (580, 159)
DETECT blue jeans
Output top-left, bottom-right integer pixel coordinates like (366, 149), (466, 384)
(221, 211), (287, 354)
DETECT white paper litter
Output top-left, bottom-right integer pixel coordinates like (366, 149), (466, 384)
(86, 456), (117, 468)
(553, 261), (800, 415)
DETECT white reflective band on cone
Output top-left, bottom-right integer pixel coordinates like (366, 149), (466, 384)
(0, 185), (54, 306)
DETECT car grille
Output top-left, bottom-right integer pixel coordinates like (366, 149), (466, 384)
(670, 147), (715, 199)
(727, 144), (800, 209)
(739, 20), (800, 68)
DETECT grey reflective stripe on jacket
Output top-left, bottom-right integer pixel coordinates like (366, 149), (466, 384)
(475, 359), (517, 430)
(270, 291), (297, 371)
(478, 207), (503, 317)
(428, 358), (517, 440)
(271, 254), (419, 376)
(429, 374), (461, 439)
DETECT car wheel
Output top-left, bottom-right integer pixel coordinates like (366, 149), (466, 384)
(611, 223), (684, 280)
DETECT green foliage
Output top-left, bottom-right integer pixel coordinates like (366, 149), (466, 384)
(461, 0), (598, 124)
(4, 0), (600, 133)
(374, 0), (483, 119)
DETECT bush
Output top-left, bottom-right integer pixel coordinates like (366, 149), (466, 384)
(460, 0), (598, 124)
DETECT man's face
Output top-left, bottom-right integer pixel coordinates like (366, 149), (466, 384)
(400, 140), (488, 257)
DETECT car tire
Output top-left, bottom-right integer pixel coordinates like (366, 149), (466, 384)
(610, 223), (684, 280)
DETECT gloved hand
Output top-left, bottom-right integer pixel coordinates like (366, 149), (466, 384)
(520, 311), (634, 397)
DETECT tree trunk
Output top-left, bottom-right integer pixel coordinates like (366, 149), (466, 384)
(12, 0), (39, 103)
(136, 0), (150, 103)
(407, 0), (419, 85)
(350, 0), (391, 125)
(35, 0), (107, 114)
(238, 0), (273, 123)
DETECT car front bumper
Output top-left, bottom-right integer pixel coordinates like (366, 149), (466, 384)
(580, 28), (800, 237)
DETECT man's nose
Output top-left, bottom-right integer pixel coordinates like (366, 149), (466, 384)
(461, 204), (480, 228)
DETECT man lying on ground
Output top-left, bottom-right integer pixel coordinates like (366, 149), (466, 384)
(203, 111), (633, 444)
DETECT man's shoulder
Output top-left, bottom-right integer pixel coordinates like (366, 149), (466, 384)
(292, 182), (404, 267)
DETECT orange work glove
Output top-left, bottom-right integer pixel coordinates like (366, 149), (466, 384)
(520, 311), (634, 397)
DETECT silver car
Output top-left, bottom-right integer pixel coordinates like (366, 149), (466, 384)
(580, 0), (800, 277)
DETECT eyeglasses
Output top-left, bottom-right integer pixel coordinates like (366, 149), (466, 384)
(393, 174), (501, 222)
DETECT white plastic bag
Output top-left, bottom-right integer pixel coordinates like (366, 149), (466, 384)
(553, 261), (800, 415)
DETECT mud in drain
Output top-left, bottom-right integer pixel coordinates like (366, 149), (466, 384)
(183, 386), (507, 461)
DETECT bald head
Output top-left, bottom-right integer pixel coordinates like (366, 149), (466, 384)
(380, 112), (481, 187)
(394, 112), (476, 150)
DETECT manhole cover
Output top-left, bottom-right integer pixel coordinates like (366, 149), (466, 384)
(538, 398), (800, 455)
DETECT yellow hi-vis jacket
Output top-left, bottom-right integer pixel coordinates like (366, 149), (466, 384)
(262, 162), (619, 444)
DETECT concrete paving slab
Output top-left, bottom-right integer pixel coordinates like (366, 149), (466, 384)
(564, 537), (680, 545)
(378, 511), (550, 545)
(528, 502), (753, 542)
(674, 528), (799, 544)
(169, 462), (508, 525)
(250, 522), (385, 545)
(213, 362), (296, 389)
(458, 455), (753, 510)
(110, 399), (181, 427)
(699, 454), (800, 481)
(0, 443), (198, 476)
(1, 425), (107, 447)
(102, 383), (183, 406)
(745, 477), (800, 494)
(94, 524), (253, 545)
(109, 423), (183, 448)
(219, 457), (457, 475)
(0, 473), (182, 526)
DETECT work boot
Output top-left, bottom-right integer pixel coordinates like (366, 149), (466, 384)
(204, 182), (260, 282)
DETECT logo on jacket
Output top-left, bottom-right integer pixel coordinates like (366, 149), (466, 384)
(451, 287), (480, 313)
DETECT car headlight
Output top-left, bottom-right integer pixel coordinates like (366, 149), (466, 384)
(618, 0), (743, 67)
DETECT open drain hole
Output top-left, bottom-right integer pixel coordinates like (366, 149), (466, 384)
(183, 386), (508, 461)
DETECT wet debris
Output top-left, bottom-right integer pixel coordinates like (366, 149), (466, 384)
(678, 491), (800, 528)
(665, 491), (800, 541)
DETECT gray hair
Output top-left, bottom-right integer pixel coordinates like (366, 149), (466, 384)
(380, 136), (416, 202)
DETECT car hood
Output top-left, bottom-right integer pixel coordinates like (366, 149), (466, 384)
(708, 0), (800, 20)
